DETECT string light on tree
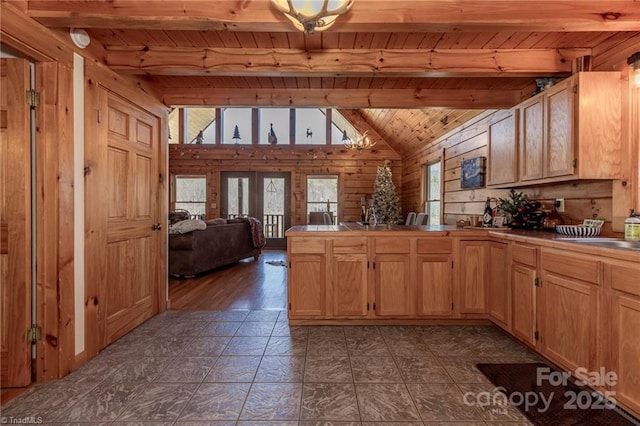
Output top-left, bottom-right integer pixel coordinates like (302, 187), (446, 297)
(372, 160), (402, 225)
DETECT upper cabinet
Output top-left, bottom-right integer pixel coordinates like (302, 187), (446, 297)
(488, 71), (621, 187)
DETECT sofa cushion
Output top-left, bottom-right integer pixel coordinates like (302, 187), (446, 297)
(170, 219), (207, 234)
(206, 218), (227, 225)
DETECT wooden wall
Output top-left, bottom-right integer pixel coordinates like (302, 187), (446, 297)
(169, 144), (402, 225)
(402, 110), (619, 234)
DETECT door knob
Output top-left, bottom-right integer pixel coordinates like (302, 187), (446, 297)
(152, 223), (162, 230)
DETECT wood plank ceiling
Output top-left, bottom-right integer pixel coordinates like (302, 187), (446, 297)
(25, 0), (640, 156)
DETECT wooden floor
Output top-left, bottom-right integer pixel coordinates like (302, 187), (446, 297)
(168, 250), (287, 311)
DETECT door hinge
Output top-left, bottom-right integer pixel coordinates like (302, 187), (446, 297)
(572, 159), (577, 169)
(288, 261), (291, 268)
(572, 85), (578, 94)
(451, 261), (454, 269)
(534, 277), (541, 287)
(27, 325), (42, 344)
(288, 303), (291, 310)
(26, 90), (40, 108)
(373, 302), (376, 311)
(367, 302), (370, 311)
(367, 261), (370, 269)
(534, 331), (540, 341)
(373, 262), (376, 269)
(97, 108), (102, 123)
(451, 302), (454, 310)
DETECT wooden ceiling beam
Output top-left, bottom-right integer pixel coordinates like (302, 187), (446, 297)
(27, 1), (640, 32)
(161, 87), (527, 109)
(105, 47), (586, 77)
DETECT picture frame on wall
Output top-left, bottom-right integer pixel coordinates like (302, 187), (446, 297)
(460, 157), (486, 188)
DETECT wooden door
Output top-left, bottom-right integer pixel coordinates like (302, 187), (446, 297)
(488, 242), (509, 327)
(375, 255), (411, 316)
(257, 172), (291, 249)
(487, 109), (517, 186)
(541, 273), (599, 372)
(544, 79), (575, 178)
(459, 241), (487, 314)
(610, 293), (640, 415)
(0, 58), (32, 387)
(511, 264), (537, 346)
(288, 255), (324, 317)
(519, 96), (544, 181)
(416, 255), (453, 317)
(220, 171), (255, 219)
(332, 254), (368, 317)
(86, 91), (161, 357)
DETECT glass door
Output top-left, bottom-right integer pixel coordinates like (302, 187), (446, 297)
(220, 171), (291, 248)
(258, 172), (291, 249)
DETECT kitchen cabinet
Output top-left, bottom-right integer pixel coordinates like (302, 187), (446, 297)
(488, 242), (509, 328)
(510, 242), (538, 346)
(491, 71), (621, 187)
(459, 241), (487, 314)
(487, 109), (518, 186)
(540, 248), (600, 372)
(604, 259), (640, 414)
(289, 255), (325, 317)
(288, 238), (326, 317)
(416, 237), (454, 317)
(331, 253), (369, 317)
(373, 237), (412, 316)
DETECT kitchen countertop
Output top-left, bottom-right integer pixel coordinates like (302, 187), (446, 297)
(285, 222), (495, 237)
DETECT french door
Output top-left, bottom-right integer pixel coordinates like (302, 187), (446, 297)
(220, 172), (291, 248)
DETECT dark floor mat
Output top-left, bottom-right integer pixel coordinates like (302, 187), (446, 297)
(476, 362), (639, 426)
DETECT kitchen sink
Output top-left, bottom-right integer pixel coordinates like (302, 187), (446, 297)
(559, 238), (640, 251)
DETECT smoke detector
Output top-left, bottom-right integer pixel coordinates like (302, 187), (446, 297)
(70, 28), (90, 49)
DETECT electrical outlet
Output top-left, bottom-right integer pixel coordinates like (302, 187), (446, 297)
(555, 198), (565, 213)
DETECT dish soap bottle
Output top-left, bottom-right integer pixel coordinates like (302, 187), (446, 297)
(625, 209), (640, 241)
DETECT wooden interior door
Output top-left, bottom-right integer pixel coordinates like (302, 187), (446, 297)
(86, 90), (161, 357)
(0, 58), (32, 387)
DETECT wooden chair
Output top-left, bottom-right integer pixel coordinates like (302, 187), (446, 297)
(405, 212), (416, 225)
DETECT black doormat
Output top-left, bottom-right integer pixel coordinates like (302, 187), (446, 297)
(476, 363), (640, 426)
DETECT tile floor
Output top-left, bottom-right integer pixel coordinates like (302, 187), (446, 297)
(1, 309), (541, 425)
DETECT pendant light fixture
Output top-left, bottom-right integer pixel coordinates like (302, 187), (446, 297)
(271, 0), (354, 34)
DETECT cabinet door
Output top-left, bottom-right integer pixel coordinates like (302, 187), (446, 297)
(375, 255), (412, 316)
(487, 109), (518, 185)
(289, 255), (325, 317)
(519, 96), (544, 181)
(610, 294), (640, 415)
(541, 273), (599, 372)
(511, 264), (537, 346)
(459, 241), (487, 314)
(488, 242), (509, 327)
(416, 255), (453, 316)
(545, 79), (575, 178)
(332, 254), (368, 317)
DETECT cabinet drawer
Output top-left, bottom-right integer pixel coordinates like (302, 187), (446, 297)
(512, 243), (537, 267)
(417, 238), (452, 254)
(606, 261), (640, 297)
(332, 238), (367, 254)
(541, 248), (600, 285)
(289, 238), (326, 254)
(375, 237), (410, 254)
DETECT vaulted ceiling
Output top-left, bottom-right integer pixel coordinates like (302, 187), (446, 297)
(24, 0), (640, 156)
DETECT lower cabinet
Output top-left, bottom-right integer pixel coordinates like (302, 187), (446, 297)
(288, 255), (325, 317)
(540, 272), (600, 372)
(416, 255), (453, 316)
(511, 263), (537, 346)
(459, 241), (488, 314)
(488, 242), (509, 327)
(374, 255), (412, 316)
(332, 253), (368, 317)
(605, 259), (640, 415)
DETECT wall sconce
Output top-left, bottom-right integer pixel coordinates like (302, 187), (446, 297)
(628, 52), (640, 87)
(271, 0), (354, 34)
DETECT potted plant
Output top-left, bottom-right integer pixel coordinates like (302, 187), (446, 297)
(498, 189), (528, 228)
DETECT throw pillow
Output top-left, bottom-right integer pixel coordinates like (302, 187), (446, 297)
(205, 218), (227, 226)
(169, 219), (207, 234)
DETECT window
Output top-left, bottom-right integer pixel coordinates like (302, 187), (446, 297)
(174, 176), (207, 217)
(295, 108), (327, 144)
(222, 108), (252, 144)
(259, 108), (290, 144)
(307, 175), (338, 223)
(424, 161), (441, 225)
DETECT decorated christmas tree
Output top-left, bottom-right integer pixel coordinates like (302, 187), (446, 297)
(373, 160), (401, 224)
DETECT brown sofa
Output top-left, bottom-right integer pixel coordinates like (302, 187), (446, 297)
(169, 220), (261, 277)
